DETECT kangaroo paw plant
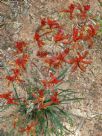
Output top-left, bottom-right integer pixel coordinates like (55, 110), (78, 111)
(0, 1), (99, 136)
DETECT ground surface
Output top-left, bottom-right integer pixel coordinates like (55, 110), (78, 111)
(0, 0), (102, 136)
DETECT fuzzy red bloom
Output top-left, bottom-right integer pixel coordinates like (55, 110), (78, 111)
(0, 91), (12, 99)
(38, 90), (44, 98)
(50, 92), (60, 104)
(38, 101), (52, 110)
(47, 18), (60, 29)
(37, 50), (48, 58)
(41, 80), (48, 89)
(34, 32), (45, 47)
(11, 69), (20, 77)
(44, 56), (60, 68)
(82, 24), (97, 48)
(66, 50), (92, 72)
(83, 5), (90, 11)
(6, 97), (18, 105)
(73, 27), (83, 42)
(41, 72), (62, 89)
(15, 41), (26, 53)
(15, 54), (29, 70)
(32, 89), (45, 105)
(6, 75), (16, 82)
(44, 48), (69, 69)
(37, 40), (45, 48)
(76, 3), (90, 19)
(49, 72), (62, 85)
(34, 32), (40, 41)
(54, 31), (68, 42)
(61, 3), (75, 19)
(40, 18), (46, 27)
(19, 121), (37, 136)
(0, 92), (18, 105)
(88, 24), (96, 37)
(6, 69), (23, 85)
(57, 48), (69, 61)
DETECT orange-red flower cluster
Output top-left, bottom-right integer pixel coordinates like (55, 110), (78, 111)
(6, 69), (23, 84)
(15, 41), (27, 53)
(44, 48), (69, 68)
(61, 3), (90, 20)
(66, 50), (92, 72)
(15, 54), (29, 70)
(0, 91), (18, 105)
(19, 121), (37, 136)
(41, 72), (62, 88)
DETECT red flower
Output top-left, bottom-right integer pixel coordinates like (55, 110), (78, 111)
(83, 5), (90, 11)
(34, 32), (40, 41)
(32, 89), (45, 105)
(44, 55), (60, 69)
(82, 24), (97, 48)
(19, 121), (37, 136)
(50, 92), (60, 104)
(54, 31), (68, 42)
(11, 69), (20, 77)
(44, 48), (69, 69)
(66, 50), (92, 72)
(34, 32), (45, 47)
(0, 91), (19, 105)
(37, 50), (48, 58)
(41, 80), (49, 89)
(38, 90), (44, 98)
(88, 24), (96, 37)
(40, 18), (46, 27)
(47, 18), (60, 29)
(15, 54), (29, 70)
(6, 75), (16, 82)
(0, 91), (12, 99)
(6, 69), (20, 82)
(73, 27), (83, 42)
(15, 41), (26, 53)
(6, 69), (23, 85)
(6, 97), (18, 105)
(76, 3), (90, 19)
(38, 101), (52, 110)
(41, 72), (62, 89)
(49, 72), (62, 85)
(57, 48), (69, 61)
(37, 39), (45, 48)
(61, 3), (75, 19)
